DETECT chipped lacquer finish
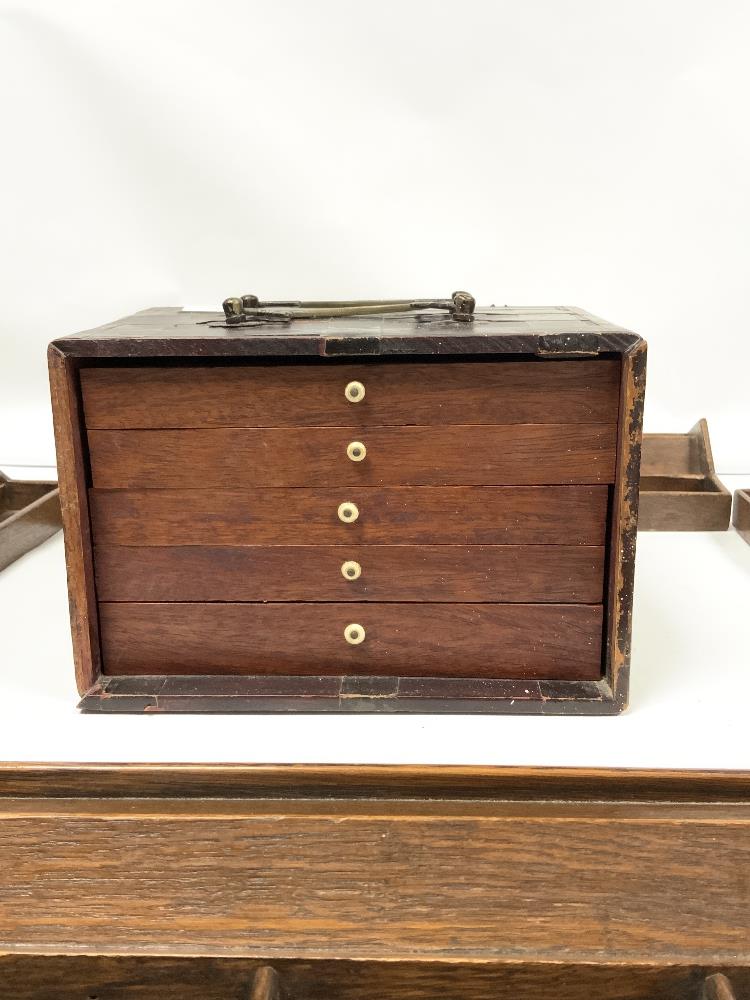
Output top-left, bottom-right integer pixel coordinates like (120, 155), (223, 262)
(0, 764), (748, 998)
(0, 471), (61, 572)
(639, 419), (731, 531)
(49, 305), (646, 715)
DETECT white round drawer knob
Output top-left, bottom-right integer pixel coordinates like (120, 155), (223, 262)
(341, 560), (362, 581)
(344, 623), (366, 645)
(337, 501), (359, 523)
(346, 440), (367, 462)
(345, 380), (365, 403)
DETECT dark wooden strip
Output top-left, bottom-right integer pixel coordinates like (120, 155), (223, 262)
(3, 761), (750, 804)
(98, 602), (603, 679)
(87, 424), (617, 488)
(94, 544), (605, 603)
(80, 359), (621, 428)
(4, 958), (750, 1000)
(89, 486), (609, 546)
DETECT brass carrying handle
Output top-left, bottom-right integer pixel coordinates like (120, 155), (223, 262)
(220, 290), (475, 325)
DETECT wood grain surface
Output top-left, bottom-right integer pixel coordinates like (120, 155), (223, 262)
(87, 424), (618, 488)
(94, 543), (605, 603)
(0, 764), (748, 966)
(89, 485), (609, 546)
(98, 601), (603, 678)
(80, 358), (621, 428)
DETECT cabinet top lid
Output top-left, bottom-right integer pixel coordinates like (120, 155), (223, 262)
(50, 305), (642, 360)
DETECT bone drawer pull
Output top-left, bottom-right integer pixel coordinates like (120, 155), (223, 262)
(337, 502), (359, 523)
(341, 560), (362, 580)
(346, 440), (367, 462)
(344, 380), (365, 402)
(344, 623), (366, 645)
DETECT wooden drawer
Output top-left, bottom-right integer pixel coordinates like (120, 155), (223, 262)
(94, 544), (606, 603)
(89, 486), (610, 546)
(98, 602), (604, 679)
(87, 424), (617, 488)
(80, 359), (621, 428)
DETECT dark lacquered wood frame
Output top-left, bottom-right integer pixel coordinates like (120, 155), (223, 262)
(49, 310), (646, 714)
(0, 763), (748, 999)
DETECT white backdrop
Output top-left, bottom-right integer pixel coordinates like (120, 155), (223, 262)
(1, 0), (749, 470)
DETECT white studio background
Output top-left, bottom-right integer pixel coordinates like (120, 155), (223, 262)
(1, 0), (749, 472)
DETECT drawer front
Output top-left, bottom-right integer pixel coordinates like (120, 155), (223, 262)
(98, 602), (604, 679)
(94, 544), (606, 603)
(87, 424), (617, 488)
(89, 486), (609, 546)
(81, 359), (621, 428)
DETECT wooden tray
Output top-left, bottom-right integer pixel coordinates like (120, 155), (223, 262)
(732, 488), (750, 545)
(0, 472), (62, 571)
(639, 419), (731, 531)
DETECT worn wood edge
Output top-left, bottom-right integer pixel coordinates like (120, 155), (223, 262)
(1, 948), (748, 968)
(48, 345), (101, 692)
(77, 675), (618, 716)
(1, 762), (749, 802)
(604, 340), (646, 711)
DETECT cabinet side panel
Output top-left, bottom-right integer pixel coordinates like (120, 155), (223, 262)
(604, 343), (647, 708)
(48, 347), (100, 694)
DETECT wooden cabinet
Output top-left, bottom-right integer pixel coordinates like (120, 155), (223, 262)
(49, 305), (646, 713)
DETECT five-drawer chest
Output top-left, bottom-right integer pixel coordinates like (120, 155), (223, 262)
(49, 303), (646, 713)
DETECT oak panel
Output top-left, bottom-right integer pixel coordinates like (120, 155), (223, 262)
(94, 544), (606, 603)
(80, 359), (621, 428)
(89, 486), (610, 546)
(98, 602), (603, 679)
(1, 764), (748, 965)
(87, 424), (617, 488)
